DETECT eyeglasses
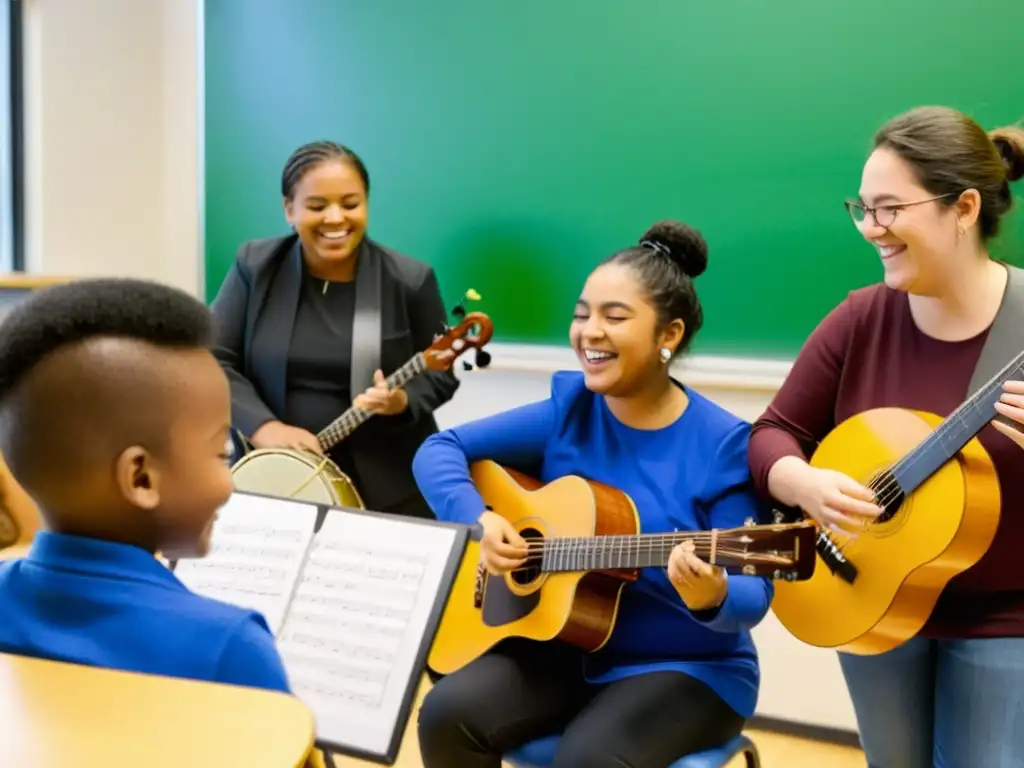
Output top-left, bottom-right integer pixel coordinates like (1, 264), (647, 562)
(844, 192), (958, 230)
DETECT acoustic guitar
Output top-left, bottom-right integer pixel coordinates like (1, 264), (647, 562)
(230, 312), (493, 508)
(427, 460), (817, 675)
(769, 353), (1023, 655)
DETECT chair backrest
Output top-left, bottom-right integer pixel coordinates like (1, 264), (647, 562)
(0, 276), (76, 553)
(0, 452), (41, 550)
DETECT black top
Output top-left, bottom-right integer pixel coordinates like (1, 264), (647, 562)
(283, 270), (360, 483)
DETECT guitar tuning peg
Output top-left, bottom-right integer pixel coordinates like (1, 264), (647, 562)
(462, 361), (473, 372)
(451, 304), (466, 319)
(475, 349), (491, 369)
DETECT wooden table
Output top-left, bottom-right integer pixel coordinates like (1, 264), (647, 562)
(0, 653), (316, 767)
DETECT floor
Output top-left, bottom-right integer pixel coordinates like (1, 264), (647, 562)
(344, 678), (866, 768)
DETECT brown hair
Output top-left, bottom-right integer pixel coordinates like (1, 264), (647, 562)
(874, 106), (1024, 241)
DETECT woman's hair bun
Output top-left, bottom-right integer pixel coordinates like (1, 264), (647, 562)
(990, 125), (1024, 183)
(638, 220), (708, 279)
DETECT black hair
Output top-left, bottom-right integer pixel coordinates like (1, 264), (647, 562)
(280, 141), (370, 200)
(874, 107), (1024, 242)
(0, 278), (213, 403)
(603, 219), (707, 357)
(0, 279), (214, 498)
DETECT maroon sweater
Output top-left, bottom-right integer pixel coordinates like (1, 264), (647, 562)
(749, 283), (1024, 638)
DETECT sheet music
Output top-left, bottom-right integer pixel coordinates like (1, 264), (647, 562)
(277, 509), (460, 757)
(173, 494), (318, 634)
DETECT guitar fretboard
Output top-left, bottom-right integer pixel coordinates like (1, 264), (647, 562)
(316, 353), (428, 451)
(891, 350), (1024, 494)
(538, 533), (710, 573)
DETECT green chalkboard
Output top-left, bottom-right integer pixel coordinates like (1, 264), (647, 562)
(204, 0), (1024, 357)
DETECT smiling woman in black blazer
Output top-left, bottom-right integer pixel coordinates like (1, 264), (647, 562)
(210, 141), (459, 519)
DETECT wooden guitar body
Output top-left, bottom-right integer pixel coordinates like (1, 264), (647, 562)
(428, 461), (640, 675)
(771, 407), (1001, 655)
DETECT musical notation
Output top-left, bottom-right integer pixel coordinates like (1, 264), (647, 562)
(277, 515), (427, 712)
(179, 492), (465, 759)
(173, 494), (318, 634)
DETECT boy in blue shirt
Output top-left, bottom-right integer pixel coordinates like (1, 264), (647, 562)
(0, 278), (291, 693)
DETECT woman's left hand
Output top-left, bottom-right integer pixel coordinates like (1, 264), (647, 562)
(353, 369), (408, 416)
(993, 380), (1024, 450)
(667, 540), (728, 612)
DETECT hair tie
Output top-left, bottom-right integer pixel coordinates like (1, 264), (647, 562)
(639, 239), (671, 258)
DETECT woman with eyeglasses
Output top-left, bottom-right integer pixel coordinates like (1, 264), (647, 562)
(748, 106), (1024, 767)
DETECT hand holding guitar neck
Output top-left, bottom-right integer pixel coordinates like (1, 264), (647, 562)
(353, 369), (409, 416)
(667, 539), (728, 611)
(993, 379), (1024, 447)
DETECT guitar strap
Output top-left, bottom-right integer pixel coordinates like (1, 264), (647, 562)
(349, 238), (384, 399)
(966, 264), (1024, 426)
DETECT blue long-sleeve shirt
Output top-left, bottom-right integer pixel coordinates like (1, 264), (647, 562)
(412, 371), (773, 718)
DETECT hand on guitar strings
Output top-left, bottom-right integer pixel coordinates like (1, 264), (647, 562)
(667, 540), (729, 612)
(353, 369), (409, 416)
(993, 380), (1024, 450)
(250, 420), (323, 455)
(477, 510), (529, 576)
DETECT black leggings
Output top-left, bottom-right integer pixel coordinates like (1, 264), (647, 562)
(419, 639), (745, 768)
(378, 490), (435, 519)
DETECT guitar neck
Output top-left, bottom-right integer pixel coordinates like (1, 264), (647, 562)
(891, 348), (1024, 494)
(535, 528), (789, 574)
(316, 353), (428, 451)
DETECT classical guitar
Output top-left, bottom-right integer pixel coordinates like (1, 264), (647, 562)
(769, 352), (1024, 655)
(230, 312), (494, 509)
(427, 460), (817, 675)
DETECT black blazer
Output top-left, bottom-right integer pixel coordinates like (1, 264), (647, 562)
(210, 234), (460, 509)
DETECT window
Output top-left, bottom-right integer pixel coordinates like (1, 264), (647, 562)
(0, 1), (23, 272)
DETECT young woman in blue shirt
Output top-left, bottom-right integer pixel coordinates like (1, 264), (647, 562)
(411, 220), (772, 767)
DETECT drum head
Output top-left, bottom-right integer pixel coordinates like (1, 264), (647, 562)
(231, 448), (340, 506)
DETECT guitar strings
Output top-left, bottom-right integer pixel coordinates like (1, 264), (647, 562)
(852, 357), (1024, 528)
(831, 472), (902, 555)
(512, 525), (802, 553)
(508, 546), (769, 575)
(317, 352), (428, 447)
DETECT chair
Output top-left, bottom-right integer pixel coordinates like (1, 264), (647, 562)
(504, 732), (761, 768)
(0, 451), (42, 552)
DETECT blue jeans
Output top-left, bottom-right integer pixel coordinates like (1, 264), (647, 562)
(839, 637), (1024, 768)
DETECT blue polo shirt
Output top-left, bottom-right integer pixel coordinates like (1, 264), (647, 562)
(0, 531), (291, 692)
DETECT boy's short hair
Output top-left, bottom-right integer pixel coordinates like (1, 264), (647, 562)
(0, 279), (215, 497)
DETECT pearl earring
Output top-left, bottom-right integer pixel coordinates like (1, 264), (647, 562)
(660, 347), (671, 364)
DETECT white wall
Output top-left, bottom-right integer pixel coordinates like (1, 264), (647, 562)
(20, 0), (857, 735)
(22, 0), (201, 294)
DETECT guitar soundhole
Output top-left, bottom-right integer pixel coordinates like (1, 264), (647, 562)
(510, 526), (543, 586)
(870, 470), (905, 524)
